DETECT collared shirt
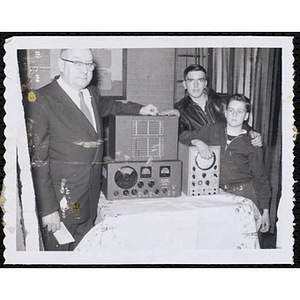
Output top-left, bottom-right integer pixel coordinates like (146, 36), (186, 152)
(57, 77), (97, 131)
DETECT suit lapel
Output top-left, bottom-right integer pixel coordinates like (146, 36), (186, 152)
(88, 86), (101, 135)
(88, 86), (104, 162)
(51, 80), (98, 140)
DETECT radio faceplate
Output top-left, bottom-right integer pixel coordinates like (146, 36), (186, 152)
(102, 160), (182, 200)
(178, 143), (220, 196)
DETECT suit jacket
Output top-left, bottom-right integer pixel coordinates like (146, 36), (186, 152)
(25, 78), (143, 225)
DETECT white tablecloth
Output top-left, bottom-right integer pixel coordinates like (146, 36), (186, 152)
(75, 190), (261, 252)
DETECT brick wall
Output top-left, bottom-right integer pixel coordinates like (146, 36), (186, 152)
(126, 49), (175, 112)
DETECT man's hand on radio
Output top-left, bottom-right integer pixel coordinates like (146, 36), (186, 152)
(159, 109), (180, 117)
(139, 104), (158, 116)
(191, 139), (213, 160)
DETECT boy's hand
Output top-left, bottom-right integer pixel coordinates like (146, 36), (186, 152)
(250, 131), (262, 147)
(191, 139), (213, 159)
(260, 209), (270, 233)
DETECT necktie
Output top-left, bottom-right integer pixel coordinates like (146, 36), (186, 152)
(79, 91), (93, 126)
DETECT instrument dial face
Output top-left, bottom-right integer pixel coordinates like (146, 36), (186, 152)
(195, 152), (216, 170)
(115, 166), (138, 189)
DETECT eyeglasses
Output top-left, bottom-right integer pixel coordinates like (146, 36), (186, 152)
(61, 58), (96, 71)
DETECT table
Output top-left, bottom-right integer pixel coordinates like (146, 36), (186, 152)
(75, 190), (261, 252)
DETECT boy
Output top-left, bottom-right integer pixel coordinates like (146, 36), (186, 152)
(180, 94), (271, 234)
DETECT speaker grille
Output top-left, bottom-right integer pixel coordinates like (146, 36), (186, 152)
(132, 120), (164, 135)
(131, 120), (165, 158)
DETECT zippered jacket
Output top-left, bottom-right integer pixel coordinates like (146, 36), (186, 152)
(179, 122), (271, 209)
(174, 88), (228, 135)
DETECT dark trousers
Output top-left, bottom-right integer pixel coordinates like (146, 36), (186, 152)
(224, 181), (260, 212)
(40, 218), (94, 251)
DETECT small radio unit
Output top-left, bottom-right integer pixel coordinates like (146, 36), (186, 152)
(106, 115), (179, 162)
(178, 143), (220, 196)
(102, 160), (182, 200)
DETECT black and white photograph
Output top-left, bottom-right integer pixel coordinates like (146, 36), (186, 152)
(2, 35), (294, 264)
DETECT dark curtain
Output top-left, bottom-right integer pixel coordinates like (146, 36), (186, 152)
(251, 49), (282, 237)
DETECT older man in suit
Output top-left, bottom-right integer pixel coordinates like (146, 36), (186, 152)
(25, 49), (158, 251)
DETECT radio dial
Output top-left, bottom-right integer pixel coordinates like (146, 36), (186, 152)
(137, 181), (144, 188)
(132, 189), (137, 195)
(114, 191), (119, 196)
(115, 166), (138, 189)
(144, 189), (149, 195)
(123, 190), (129, 196)
(148, 180), (155, 187)
(162, 188), (168, 194)
(155, 189), (160, 194)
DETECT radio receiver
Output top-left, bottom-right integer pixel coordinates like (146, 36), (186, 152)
(178, 143), (220, 196)
(102, 160), (182, 200)
(106, 115), (178, 162)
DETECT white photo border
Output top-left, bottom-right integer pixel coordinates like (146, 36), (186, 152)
(2, 35), (295, 265)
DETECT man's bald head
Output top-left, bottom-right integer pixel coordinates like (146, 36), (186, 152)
(60, 49), (92, 59)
